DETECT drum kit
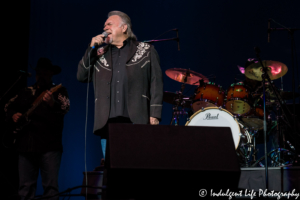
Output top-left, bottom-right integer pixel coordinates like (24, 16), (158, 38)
(164, 60), (300, 167)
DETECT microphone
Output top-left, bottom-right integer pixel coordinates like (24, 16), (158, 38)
(18, 70), (32, 77)
(268, 19), (271, 43)
(92, 31), (109, 49)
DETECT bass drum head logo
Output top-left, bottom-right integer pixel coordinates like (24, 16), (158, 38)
(203, 113), (219, 120)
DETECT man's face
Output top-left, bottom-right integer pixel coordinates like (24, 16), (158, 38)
(35, 68), (53, 85)
(103, 15), (126, 44)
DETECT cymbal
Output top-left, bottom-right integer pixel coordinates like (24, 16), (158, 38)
(244, 60), (288, 81)
(240, 117), (264, 130)
(163, 91), (192, 108)
(165, 68), (209, 85)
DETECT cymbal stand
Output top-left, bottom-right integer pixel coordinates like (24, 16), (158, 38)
(273, 102), (299, 166)
(250, 129), (259, 165)
(170, 70), (190, 126)
(170, 92), (184, 126)
(170, 105), (189, 125)
(275, 104), (283, 163)
(170, 104), (179, 126)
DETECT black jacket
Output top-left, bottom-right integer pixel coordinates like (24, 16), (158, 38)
(77, 39), (163, 134)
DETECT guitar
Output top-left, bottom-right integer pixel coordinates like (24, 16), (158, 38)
(3, 84), (62, 147)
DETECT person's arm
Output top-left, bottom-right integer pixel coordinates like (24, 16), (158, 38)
(149, 45), (163, 125)
(77, 45), (97, 83)
(4, 91), (24, 123)
(48, 86), (70, 115)
(77, 34), (106, 83)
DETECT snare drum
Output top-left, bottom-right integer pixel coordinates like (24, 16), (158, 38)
(192, 82), (225, 112)
(186, 107), (252, 162)
(225, 82), (251, 116)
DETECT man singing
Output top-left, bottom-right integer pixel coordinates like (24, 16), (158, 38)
(77, 11), (163, 157)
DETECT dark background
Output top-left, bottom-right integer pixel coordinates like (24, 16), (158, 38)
(1, 0), (300, 198)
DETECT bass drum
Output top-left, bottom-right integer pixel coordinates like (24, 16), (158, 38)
(185, 107), (252, 164)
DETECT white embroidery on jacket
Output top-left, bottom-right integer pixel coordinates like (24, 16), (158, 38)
(96, 61), (111, 71)
(100, 55), (109, 67)
(58, 93), (70, 111)
(132, 42), (150, 62)
(127, 52), (150, 67)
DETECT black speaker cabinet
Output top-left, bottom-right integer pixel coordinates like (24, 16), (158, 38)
(104, 124), (241, 199)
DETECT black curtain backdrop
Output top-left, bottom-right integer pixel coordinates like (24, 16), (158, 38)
(1, 0), (300, 198)
(1, 0), (30, 199)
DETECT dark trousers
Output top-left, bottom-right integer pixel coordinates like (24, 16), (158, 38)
(18, 151), (62, 200)
(100, 117), (132, 158)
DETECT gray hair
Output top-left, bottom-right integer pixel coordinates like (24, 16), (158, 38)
(108, 11), (137, 40)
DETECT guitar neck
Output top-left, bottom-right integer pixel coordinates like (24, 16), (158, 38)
(24, 84), (62, 117)
(25, 98), (43, 117)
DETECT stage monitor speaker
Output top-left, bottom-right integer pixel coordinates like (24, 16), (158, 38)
(105, 124), (241, 199)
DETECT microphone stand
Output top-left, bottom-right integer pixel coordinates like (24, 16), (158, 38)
(0, 74), (27, 102)
(254, 47), (269, 190)
(144, 37), (179, 46)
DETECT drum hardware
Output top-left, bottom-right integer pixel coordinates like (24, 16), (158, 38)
(163, 91), (192, 125)
(163, 91), (192, 108)
(244, 60), (288, 81)
(251, 139), (258, 164)
(251, 148), (300, 167)
(165, 68), (209, 85)
(163, 61), (299, 169)
(169, 92), (190, 126)
(250, 46), (300, 188)
(246, 128), (259, 165)
(170, 106), (189, 126)
(165, 69), (197, 125)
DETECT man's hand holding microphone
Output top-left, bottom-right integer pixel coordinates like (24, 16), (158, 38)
(90, 32), (108, 48)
